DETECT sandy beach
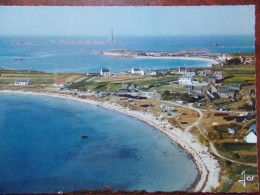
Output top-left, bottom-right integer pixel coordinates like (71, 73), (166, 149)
(0, 90), (221, 192)
(103, 51), (219, 66)
(134, 56), (219, 66)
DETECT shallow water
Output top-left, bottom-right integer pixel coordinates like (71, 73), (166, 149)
(0, 93), (199, 193)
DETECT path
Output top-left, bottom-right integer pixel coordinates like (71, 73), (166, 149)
(209, 142), (258, 167)
(165, 100), (257, 167)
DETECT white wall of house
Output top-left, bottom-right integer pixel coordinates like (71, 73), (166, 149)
(14, 80), (30, 86)
(186, 72), (196, 76)
(100, 69), (111, 76)
(244, 132), (257, 143)
(214, 71), (223, 80)
(178, 76), (193, 85)
(131, 68), (142, 74)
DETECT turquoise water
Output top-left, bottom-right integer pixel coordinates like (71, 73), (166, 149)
(0, 93), (199, 193)
(0, 35), (255, 73)
(251, 123), (256, 130)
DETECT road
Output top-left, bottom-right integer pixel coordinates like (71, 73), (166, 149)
(163, 100), (257, 167)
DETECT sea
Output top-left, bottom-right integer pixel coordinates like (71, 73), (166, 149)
(0, 35), (255, 73)
(0, 93), (198, 193)
(0, 35), (255, 193)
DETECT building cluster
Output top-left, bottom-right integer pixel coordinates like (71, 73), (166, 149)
(217, 54), (255, 65)
(240, 56), (255, 64)
(178, 66), (223, 86)
(130, 68), (157, 76)
(13, 79), (68, 88)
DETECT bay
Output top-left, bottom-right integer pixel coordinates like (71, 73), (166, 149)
(0, 93), (199, 193)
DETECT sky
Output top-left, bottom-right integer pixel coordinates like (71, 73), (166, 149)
(0, 6), (255, 36)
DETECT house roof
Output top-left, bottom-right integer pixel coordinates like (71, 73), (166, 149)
(101, 68), (110, 72)
(132, 68), (141, 71)
(245, 129), (257, 137)
(218, 87), (234, 94)
(181, 75), (193, 79)
(15, 79), (29, 82)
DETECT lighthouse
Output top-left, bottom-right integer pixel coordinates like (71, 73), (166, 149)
(109, 30), (113, 43)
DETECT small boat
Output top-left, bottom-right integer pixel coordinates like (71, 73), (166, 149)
(214, 43), (218, 47)
(104, 185), (111, 189)
(44, 100), (49, 102)
(81, 135), (88, 139)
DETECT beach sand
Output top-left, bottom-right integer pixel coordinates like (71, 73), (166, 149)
(0, 90), (221, 192)
(103, 51), (219, 66)
(134, 56), (219, 66)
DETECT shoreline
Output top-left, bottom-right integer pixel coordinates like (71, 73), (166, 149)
(0, 90), (221, 192)
(134, 56), (218, 66)
(103, 51), (219, 66)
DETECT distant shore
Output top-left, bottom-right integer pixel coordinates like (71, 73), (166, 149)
(0, 90), (221, 192)
(96, 49), (220, 66)
(133, 56), (218, 66)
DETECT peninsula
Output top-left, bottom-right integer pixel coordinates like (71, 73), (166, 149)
(92, 49), (219, 65)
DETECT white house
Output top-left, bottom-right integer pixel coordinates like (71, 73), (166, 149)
(197, 70), (206, 76)
(186, 71), (196, 76)
(218, 54), (232, 61)
(178, 75), (194, 85)
(160, 104), (175, 111)
(131, 68), (142, 74)
(228, 128), (236, 134)
(14, 79), (30, 86)
(204, 76), (217, 84)
(213, 71), (223, 80)
(141, 69), (157, 76)
(54, 79), (66, 87)
(100, 68), (111, 76)
(244, 129), (257, 143)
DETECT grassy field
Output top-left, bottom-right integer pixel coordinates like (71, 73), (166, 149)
(0, 68), (85, 86)
(146, 85), (186, 92)
(219, 65), (255, 85)
(215, 143), (257, 163)
(69, 74), (180, 92)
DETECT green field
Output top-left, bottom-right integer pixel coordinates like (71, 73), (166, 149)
(0, 68), (85, 86)
(69, 75), (180, 92)
(216, 143), (257, 163)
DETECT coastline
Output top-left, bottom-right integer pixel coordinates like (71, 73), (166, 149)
(102, 51), (219, 66)
(0, 90), (221, 192)
(134, 56), (218, 66)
